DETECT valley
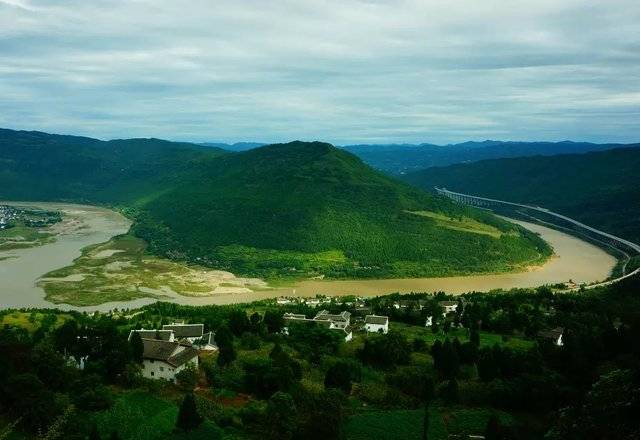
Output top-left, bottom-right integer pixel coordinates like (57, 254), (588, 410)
(0, 201), (616, 310)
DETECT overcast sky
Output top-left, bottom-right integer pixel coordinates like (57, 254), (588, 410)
(0, 0), (638, 145)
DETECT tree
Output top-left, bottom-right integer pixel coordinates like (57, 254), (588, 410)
(176, 364), (198, 391)
(263, 310), (284, 334)
(109, 432), (121, 440)
(470, 326), (480, 347)
(324, 362), (353, 394)
(422, 376), (435, 440)
(438, 339), (459, 379)
(249, 312), (263, 333)
(129, 331), (144, 364)
(88, 423), (101, 440)
(228, 310), (250, 336)
(215, 325), (236, 367)
(484, 415), (502, 440)
(175, 393), (203, 432)
(441, 379), (459, 404)
(265, 392), (297, 440)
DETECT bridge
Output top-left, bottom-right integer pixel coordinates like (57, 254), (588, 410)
(435, 187), (640, 290)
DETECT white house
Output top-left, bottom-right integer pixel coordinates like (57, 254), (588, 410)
(364, 315), (389, 334)
(141, 338), (199, 382)
(537, 327), (564, 346)
(425, 316), (433, 327)
(283, 311), (353, 341)
(439, 301), (459, 315)
(162, 323), (204, 343)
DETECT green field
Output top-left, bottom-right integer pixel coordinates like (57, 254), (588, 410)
(0, 225), (55, 251)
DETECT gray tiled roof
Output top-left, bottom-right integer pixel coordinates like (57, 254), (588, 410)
(365, 315), (389, 325)
(129, 329), (173, 341)
(162, 323), (204, 338)
(142, 338), (198, 367)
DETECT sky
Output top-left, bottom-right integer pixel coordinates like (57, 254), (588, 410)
(0, 0), (639, 145)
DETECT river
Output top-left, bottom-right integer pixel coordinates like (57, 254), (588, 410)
(0, 202), (618, 311)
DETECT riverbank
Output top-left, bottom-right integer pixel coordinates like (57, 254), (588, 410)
(0, 202), (618, 311)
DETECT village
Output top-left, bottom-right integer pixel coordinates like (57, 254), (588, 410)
(119, 295), (564, 384)
(0, 204), (62, 230)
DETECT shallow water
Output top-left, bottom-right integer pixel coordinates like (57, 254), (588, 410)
(0, 203), (618, 311)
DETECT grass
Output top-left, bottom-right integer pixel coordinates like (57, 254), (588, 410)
(345, 408), (446, 440)
(39, 235), (269, 306)
(394, 322), (535, 351)
(0, 225), (55, 251)
(407, 211), (505, 238)
(0, 311), (70, 332)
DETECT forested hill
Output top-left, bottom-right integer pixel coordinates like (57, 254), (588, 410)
(133, 141), (550, 279)
(402, 147), (640, 243)
(0, 128), (226, 203)
(0, 128), (551, 279)
(342, 140), (640, 175)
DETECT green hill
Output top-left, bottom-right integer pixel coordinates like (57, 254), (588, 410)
(0, 128), (226, 204)
(0, 128), (551, 280)
(402, 147), (640, 243)
(132, 141), (551, 279)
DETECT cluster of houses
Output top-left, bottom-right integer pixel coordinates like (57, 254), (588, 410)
(128, 322), (217, 382)
(283, 309), (390, 341)
(0, 205), (17, 230)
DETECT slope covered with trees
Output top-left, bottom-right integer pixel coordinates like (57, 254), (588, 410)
(0, 128), (226, 204)
(0, 128), (550, 280)
(403, 147), (640, 243)
(133, 141), (550, 279)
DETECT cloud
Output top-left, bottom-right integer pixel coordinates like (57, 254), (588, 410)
(0, 0), (638, 144)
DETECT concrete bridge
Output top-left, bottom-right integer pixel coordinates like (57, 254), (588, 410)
(435, 187), (640, 290)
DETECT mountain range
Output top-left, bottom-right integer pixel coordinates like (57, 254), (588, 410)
(0, 128), (549, 280)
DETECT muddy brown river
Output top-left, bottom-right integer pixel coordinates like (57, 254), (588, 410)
(0, 202), (617, 311)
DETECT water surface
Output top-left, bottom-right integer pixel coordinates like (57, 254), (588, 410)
(0, 203), (617, 311)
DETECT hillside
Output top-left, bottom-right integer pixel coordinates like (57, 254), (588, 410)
(0, 128), (226, 204)
(133, 141), (550, 279)
(342, 140), (640, 175)
(402, 147), (640, 243)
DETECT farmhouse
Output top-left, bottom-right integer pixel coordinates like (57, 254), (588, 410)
(537, 327), (564, 346)
(439, 301), (459, 315)
(283, 310), (354, 341)
(128, 329), (175, 342)
(193, 331), (218, 351)
(140, 338), (199, 382)
(364, 315), (389, 334)
(162, 323), (204, 343)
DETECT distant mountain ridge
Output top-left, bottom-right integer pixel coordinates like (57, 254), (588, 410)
(402, 147), (640, 243)
(341, 140), (640, 175)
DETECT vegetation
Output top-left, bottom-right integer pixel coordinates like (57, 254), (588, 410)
(403, 147), (640, 243)
(133, 141), (551, 280)
(0, 274), (639, 439)
(38, 234), (267, 306)
(0, 129), (551, 281)
(0, 205), (62, 251)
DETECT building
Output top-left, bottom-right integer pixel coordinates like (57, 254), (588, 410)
(283, 310), (353, 341)
(439, 301), (459, 315)
(364, 315), (389, 334)
(162, 323), (204, 343)
(537, 327), (564, 346)
(193, 331), (218, 351)
(425, 316), (433, 327)
(128, 329), (175, 342)
(141, 338), (199, 382)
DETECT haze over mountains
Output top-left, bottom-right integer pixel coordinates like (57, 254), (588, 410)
(201, 138), (640, 175)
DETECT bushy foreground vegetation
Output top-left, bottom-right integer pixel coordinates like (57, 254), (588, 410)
(1, 275), (639, 439)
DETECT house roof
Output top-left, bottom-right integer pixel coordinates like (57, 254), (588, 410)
(439, 301), (458, 307)
(142, 338), (199, 367)
(538, 327), (564, 340)
(314, 310), (351, 322)
(128, 329), (174, 341)
(162, 323), (204, 338)
(365, 315), (389, 325)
